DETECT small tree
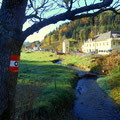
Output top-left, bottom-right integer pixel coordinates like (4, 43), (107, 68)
(0, 0), (119, 119)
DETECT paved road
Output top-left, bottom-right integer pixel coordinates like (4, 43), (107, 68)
(71, 67), (120, 120)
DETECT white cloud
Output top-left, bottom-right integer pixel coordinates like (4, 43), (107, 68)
(23, 20), (69, 43)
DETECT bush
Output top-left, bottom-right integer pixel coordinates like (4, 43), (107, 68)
(90, 65), (102, 74)
(90, 54), (120, 75)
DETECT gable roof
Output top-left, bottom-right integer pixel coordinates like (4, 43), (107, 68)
(92, 31), (111, 41)
(92, 31), (120, 41)
(85, 31), (120, 43)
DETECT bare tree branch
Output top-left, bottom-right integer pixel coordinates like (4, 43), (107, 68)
(29, 0), (33, 8)
(85, 0), (88, 6)
(21, 0), (114, 41)
(68, 0), (73, 11)
(74, 8), (120, 20)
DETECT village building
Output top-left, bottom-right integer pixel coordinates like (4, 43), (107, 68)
(62, 39), (70, 53)
(82, 31), (120, 54)
(29, 42), (42, 51)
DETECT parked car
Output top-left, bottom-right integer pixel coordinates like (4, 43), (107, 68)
(77, 50), (83, 53)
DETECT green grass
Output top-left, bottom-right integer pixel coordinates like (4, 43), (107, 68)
(61, 54), (93, 71)
(16, 52), (78, 120)
(97, 72), (120, 107)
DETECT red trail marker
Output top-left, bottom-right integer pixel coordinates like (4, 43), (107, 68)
(10, 55), (20, 72)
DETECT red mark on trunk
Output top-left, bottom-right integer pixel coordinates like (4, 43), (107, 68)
(10, 55), (20, 72)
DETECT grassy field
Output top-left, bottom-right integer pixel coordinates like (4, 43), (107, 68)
(15, 52), (120, 119)
(61, 54), (93, 71)
(15, 52), (78, 120)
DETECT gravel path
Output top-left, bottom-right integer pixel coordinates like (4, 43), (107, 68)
(70, 67), (120, 120)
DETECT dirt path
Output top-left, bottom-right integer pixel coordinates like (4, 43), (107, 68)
(69, 67), (120, 120)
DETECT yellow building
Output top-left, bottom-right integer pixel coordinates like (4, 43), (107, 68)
(82, 31), (120, 54)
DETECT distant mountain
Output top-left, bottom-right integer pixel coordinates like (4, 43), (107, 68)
(41, 11), (120, 51)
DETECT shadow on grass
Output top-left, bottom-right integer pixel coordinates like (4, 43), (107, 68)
(18, 60), (74, 83)
(15, 59), (78, 120)
(15, 86), (75, 120)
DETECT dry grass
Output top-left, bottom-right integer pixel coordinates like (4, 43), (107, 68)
(15, 80), (43, 119)
(107, 77), (120, 107)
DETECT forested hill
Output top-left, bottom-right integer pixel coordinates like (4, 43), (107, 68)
(41, 11), (120, 51)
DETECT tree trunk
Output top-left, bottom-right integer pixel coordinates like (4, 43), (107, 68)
(0, 41), (21, 120)
(0, 0), (27, 119)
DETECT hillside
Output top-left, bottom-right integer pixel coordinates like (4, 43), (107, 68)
(41, 11), (120, 51)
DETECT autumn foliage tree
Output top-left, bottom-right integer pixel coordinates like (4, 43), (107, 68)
(89, 30), (95, 38)
(46, 35), (51, 46)
(0, 0), (118, 119)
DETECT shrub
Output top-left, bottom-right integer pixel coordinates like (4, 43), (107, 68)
(90, 54), (120, 75)
(110, 87), (120, 107)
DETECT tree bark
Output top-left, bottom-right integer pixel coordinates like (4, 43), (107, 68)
(0, 42), (21, 120)
(0, 0), (27, 119)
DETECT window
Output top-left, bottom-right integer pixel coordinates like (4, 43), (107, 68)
(107, 42), (109, 45)
(103, 43), (105, 45)
(117, 35), (120, 38)
(113, 42), (115, 45)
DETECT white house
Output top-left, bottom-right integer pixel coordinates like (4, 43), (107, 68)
(62, 39), (70, 53)
(82, 31), (120, 55)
